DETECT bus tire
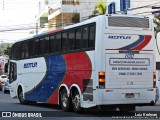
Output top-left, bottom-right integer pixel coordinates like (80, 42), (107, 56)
(72, 90), (83, 113)
(60, 89), (72, 112)
(17, 87), (28, 105)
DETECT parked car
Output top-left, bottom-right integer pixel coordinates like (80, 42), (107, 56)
(4, 80), (10, 94)
(0, 75), (8, 91)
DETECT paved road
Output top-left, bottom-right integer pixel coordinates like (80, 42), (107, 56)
(0, 91), (159, 120)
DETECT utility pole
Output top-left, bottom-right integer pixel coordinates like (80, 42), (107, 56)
(3, 1), (4, 10)
(36, 23), (38, 35)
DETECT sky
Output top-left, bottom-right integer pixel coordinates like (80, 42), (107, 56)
(0, 0), (38, 43)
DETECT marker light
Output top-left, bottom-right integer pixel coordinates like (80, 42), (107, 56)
(153, 72), (156, 88)
(99, 72), (105, 89)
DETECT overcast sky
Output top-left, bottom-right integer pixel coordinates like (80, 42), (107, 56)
(0, 0), (38, 43)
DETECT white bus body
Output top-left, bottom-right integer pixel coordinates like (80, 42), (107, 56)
(9, 15), (156, 112)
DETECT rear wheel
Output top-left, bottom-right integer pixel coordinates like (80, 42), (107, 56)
(18, 87), (28, 104)
(72, 90), (83, 113)
(60, 89), (72, 112)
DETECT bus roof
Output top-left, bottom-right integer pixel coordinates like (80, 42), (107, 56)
(14, 14), (150, 43)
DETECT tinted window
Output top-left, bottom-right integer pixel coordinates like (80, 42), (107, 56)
(75, 28), (82, 50)
(45, 37), (50, 54)
(11, 42), (21, 60)
(50, 35), (55, 53)
(89, 25), (95, 48)
(29, 40), (34, 57)
(34, 39), (39, 56)
(39, 38), (45, 55)
(21, 41), (30, 58)
(62, 32), (68, 52)
(55, 33), (61, 52)
(82, 26), (89, 49)
(68, 30), (75, 51)
(21, 42), (25, 59)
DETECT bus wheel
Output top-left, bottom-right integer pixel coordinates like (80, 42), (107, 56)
(60, 89), (72, 112)
(18, 87), (28, 104)
(72, 90), (83, 113)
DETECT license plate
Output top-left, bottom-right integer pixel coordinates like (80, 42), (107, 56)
(126, 93), (134, 98)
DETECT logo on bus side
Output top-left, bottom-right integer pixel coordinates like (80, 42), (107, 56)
(108, 36), (131, 39)
(24, 62), (37, 68)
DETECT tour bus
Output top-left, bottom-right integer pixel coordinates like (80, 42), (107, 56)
(9, 15), (156, 112)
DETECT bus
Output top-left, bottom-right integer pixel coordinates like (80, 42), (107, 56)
(9, 15), (156, 112)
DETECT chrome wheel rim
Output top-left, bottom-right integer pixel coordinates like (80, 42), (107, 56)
(62, 92), (68, 107)
(73, 94), (80, 109)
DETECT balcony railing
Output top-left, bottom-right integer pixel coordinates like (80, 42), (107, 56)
(62, 0), (79, 5)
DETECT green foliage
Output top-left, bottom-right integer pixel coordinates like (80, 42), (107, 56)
(0, 43), (12, 57)
(154, 13), (160, 34)
(93, 0), (107, 15)
(4, 45), (12, 57)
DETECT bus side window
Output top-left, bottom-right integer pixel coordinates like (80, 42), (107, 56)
(29, 40), (34, 57)
(25, 41), (29, 58)
(82, 26), (89, 49)
(34, 39), (39, 56)
(11, 43), (18, 60)
(50, 35), (55, 53)
(21, 42), (25, 59)
(11, 43), (21, 60)
(68, 30), (75, 51)
(55, 33), (61, 53)
(45, 36), (50, 54)
(39, 38), (45, 55)
(62, 32), (68, 52)
(89, 24), (95, 49)
(22, 41), (29, 59)
(75, 28), (82, 50)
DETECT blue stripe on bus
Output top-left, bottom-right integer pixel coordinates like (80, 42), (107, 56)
(119, 35), (144, 50)
(25, 55), (66, 102)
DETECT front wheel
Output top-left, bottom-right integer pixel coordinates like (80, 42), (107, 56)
(72, 90), (83, 113)
(18, 87), (28, 104)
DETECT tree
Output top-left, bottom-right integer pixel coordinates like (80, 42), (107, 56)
(4, 44), (12, 57)
(154, 13), (160, 34)
(93, 0), (107, 15)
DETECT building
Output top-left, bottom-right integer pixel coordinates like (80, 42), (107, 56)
(107, 0), (160, 17)
(36, 0), (48, 34)
(36, 0), (99, 32)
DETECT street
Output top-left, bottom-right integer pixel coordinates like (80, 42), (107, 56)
(0, 92), (159, 120)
